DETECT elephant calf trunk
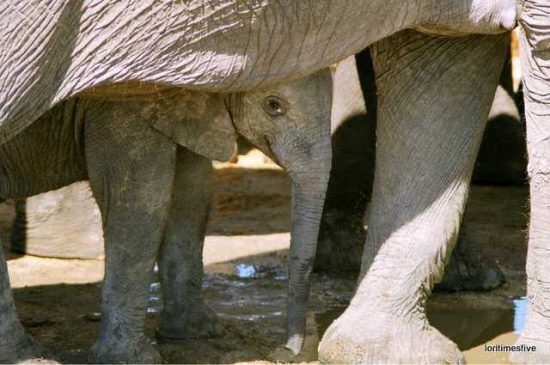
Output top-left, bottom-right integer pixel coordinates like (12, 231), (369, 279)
(285, 168), (330, 354)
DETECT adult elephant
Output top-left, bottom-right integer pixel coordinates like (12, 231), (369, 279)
(316, 41), (525, 292)
(511, 0), (550, 362)
(318, 30), (510, 363)
(0, 1), (515, 363)
(0, 0), (515, 141)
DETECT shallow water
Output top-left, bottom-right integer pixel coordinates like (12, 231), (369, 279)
(147, 256), (527, 362)
(513, 296), (527, 334)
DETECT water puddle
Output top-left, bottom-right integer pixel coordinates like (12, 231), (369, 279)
(512, 296), (527, 334)
(147, 257), (527, 361)
(428, 305), (514, 350)
(312, 296), (527, 350)
(208, 262), (288, 281)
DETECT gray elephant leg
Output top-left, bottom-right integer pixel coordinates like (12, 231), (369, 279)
(435, 229), (505, 292)
(318, 31), (507, 363)
(84, 100), (176, 364)
(156, 148), (222, 341)
(435, 78), (520, 292)
(437, 52), (524, 292)
(471, 52), (526, 186)
(315, 51), (376, 272)
(317, 46), (518, 292)
(0, 234), (43, 362)
(512, 3), (550, 362)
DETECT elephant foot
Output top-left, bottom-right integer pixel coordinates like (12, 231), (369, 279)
(435, 237), (505, 292)
(88, 336), (161, 364)
(314, 210), (365, 272)
(509, 336), (550, 364)
(0, 330), (46, 363)
(318, 310), (464, 364)
(156, 303), (223, 341)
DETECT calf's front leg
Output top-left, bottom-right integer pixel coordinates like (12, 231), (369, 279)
(318, 30), (508, 364)
(84, 99), (177, 364)
(156, 148), (222, 341)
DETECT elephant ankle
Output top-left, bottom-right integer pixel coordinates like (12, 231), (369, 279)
(89, 336), (160, 364)
(157, 303), (223, 341)
(319, 307), (462, 364)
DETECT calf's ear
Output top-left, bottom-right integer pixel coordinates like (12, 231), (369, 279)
(151, 91), (237, 161)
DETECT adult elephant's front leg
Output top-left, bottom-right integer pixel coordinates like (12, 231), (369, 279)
(84, 100), (177, 364)
(319, 30), (508, 364)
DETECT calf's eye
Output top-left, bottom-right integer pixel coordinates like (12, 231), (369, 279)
(263, 96), (286, 117)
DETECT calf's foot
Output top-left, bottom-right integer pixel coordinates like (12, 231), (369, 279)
(89, 337), (161, 364)
(157, 302), (223, 341)
(318, 310), (463, 364)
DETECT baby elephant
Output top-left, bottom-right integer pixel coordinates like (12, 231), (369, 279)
(0, 70), (332, 363)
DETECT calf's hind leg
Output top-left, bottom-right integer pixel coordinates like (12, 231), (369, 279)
(84, 99), (177, 364)
(156, 148), (223, 341)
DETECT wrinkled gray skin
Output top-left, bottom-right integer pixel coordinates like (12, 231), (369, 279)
(0, 1), (515, 363)
(318, 30), (509, 363)
(0, 0), (516, 145)
(316, 45), (525, 292)
(0, 70), (333, 363)
(314, 54), (377, 274)
(511, 0), (550, 362)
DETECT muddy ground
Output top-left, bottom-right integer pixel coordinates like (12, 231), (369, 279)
(0, 150), (529, 364)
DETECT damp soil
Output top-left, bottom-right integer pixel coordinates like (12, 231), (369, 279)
(1, 150), (529, 364)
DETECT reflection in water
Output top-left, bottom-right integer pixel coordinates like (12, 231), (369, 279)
(236, 263), (256, 278)
(513, 296), (527, 334)
(148, 279), (163, 314)
(229, 311), (284, 322)
(235, 263), (287, 280)
(150, 282), (161, 292)
(428, 306), (514, 350)
(146, 259), (528, 355)
(312, 297), (527, 352)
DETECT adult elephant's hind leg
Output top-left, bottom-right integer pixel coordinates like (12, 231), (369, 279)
(318, 30), (508, 364)
(156, 148), (223, 341)
(84, 100), (177, 364)
(0, 236), (42, 362)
